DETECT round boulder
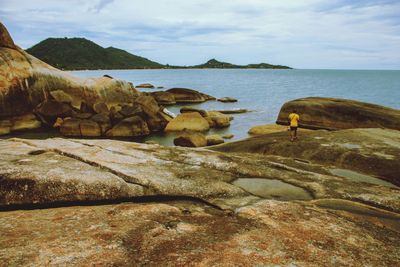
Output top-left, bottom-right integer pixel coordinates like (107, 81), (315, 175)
(174, 132), (207, 147)
(206, 134), (225, 146)
(165, 112), (210, 132)
(106, 116), (150, 137)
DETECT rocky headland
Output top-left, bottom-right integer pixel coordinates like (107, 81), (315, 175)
(1, 22), (400, 266)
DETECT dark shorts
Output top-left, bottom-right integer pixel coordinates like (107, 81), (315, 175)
(290, 126), (297, 131)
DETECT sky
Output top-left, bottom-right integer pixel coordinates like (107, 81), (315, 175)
(1, 0), (399, 69)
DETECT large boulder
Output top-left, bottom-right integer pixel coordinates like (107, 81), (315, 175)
(60, 118), (101, 137)
(0, 22), (139, 118)
(276, 97), (400, 130)
(36, 100), (72, 122)
(165, 112), (210, 132)
(206, 111), (231, 128)
(150, 91), (176, 105)
(248, 124), (289, 135)
(180, 106), (208, 117)
(136, 83), (155, 88)
(206, 134), (225, 146)
(10, 114), (42, 132)
(166, 88), (214, 103)
(0, 120), (12, 135)
(174, 132), (207, 147)
(106, 116), (150, 137)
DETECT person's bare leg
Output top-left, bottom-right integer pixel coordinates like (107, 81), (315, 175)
(294, 129), (298, 140)
(290, 129), (294, 141)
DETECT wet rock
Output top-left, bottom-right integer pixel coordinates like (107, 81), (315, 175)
(136, 83), (155, 88)
(276, 97), (400, 130)
(93, 102), (109, 114)
(206, 134), (225, 146)
(60, 118), (81, 136)
(215, 109), (249, 114)
(174, 132), (207, 147)
(180, 106), (207, 117)
(166, 88), (214, 103)
(222, 134), (234, 139)
(150, 91), (176, 105)
(206, 111), (231, 128)
(248, 124), (288, 135)
(79, 120), (101, 137)
(106, 116), (150, 137)
(103, 74), (113, 79)
(165, 112), (210, 132)
(218, 97), (238, 103)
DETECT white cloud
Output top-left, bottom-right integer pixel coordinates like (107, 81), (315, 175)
(0, 0), (399, 69)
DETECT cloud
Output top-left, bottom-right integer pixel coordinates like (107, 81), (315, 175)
(0, 0), (399, 69)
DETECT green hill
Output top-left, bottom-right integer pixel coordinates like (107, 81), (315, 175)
(26, 38), (291, 70)
(193, 59), (291, 69)
(26, 37), (164, 70)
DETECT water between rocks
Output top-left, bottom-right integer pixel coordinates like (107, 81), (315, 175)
(329, 168), (399, 188)
(232, 178), (313, 201)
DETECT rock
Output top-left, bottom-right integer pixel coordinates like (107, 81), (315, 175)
(165, 112), (210, 132)
(93, 102), (109, 114)
(103, 74), (113, 79)
(174, 132), (207, 147)
(0, 22), (16, 49)
(60, 118), (81, 136)
(91, 113), (110, 124)
(222, 134), (234, 139)
(53, 117), (64, 128)
(206, 111), (231, 128)
(10, 114), (41, 132)
(0, 22), (140, 118)
(0, 120), (12, 135)
(106, 116), (150, 137)
(136, 83), (155, 88)
(79, 120), (101, 137)
(157, 86), (164, 89)
(144, 140), (158, 145)
(166, 88), (214, 103)
(180, 106), (207, 117)
(215, 109), (249, 114)
(36, 100), (72, 122)
(248, 124), (289, 135)
(134, 95), (160, 117)
(150, 91), (176, 105)
(80, 101), (95, 114)
(119, 104), (143, 118)
(73, 112), (93, 119)
(213, 128), (400, 186)
(49, 90), (73, 104)
(276, 97), (400, 130)
(206, 134), (225, 146)
(218, 97), (238, 103)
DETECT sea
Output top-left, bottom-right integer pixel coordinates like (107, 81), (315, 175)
(71, 69), (400, 146)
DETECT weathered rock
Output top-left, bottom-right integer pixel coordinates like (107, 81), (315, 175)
(206, 111), (231, 128)
(150, 91), (176, 105)
(36, 100), (72, 122)
(206, 134), (225, 146)
(218, 97), (238, 103)
(165, 112), (210, 132)
(222, 134), (234, 139)
(276, 97), (400, 130)
(10, 114), (41, 132)
(248, 124), (288, 135)
(106, 116), (150, 137)
(53, 117), (64, 128)
(91, 113), (112, 134)
(79, 120), (101, 137)
(119, 104), (143, 118)
(93, 102), (109, 114)
(166, 88), (214, 103)
(80, 101), (95, 114)
(180, 106), (207, 117)
(49, 90), (73, 104)
(0, 22), (139, 118)
(0, 120), (12, 135)
(103, 74), (113, 79)
(214, 128), (400, 186)
(134, 95), (160, 117)
(60, 118), (81, 136)
(216, 108), (249, 114)
(174, 132), (207, 147)
(72, 112), (93, 119)
(136, 83), (155, 88)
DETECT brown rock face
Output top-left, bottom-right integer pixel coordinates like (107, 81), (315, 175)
(106, 116), (150, 137)
(166, 88), (214, 103)
(150, 91), (176, 105)
(206, 111), (231, 128)
(0, 22), (16, 49)
(165, 112), (210, 132)
(174, 132), (207, 147)
(276, 97), (400, 130)
(206, 134), (225, 145)
(0, 23), (139, 118)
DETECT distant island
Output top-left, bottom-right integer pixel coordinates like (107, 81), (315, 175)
(26, 37), (291, 70)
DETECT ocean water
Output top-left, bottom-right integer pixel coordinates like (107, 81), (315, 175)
(72, 69), (400, 145)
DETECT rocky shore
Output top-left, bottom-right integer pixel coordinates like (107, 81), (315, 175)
(1, 22), (400, 266)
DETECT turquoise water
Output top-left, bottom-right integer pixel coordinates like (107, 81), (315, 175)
(72, 69), (400, 144)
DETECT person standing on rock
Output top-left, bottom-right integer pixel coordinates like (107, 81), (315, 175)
(288, 110), (300, 142)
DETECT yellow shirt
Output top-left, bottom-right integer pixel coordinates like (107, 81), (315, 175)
(288, 113), (300, 127)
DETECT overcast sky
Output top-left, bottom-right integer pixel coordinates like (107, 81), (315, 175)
(1, 0), (399, 69)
